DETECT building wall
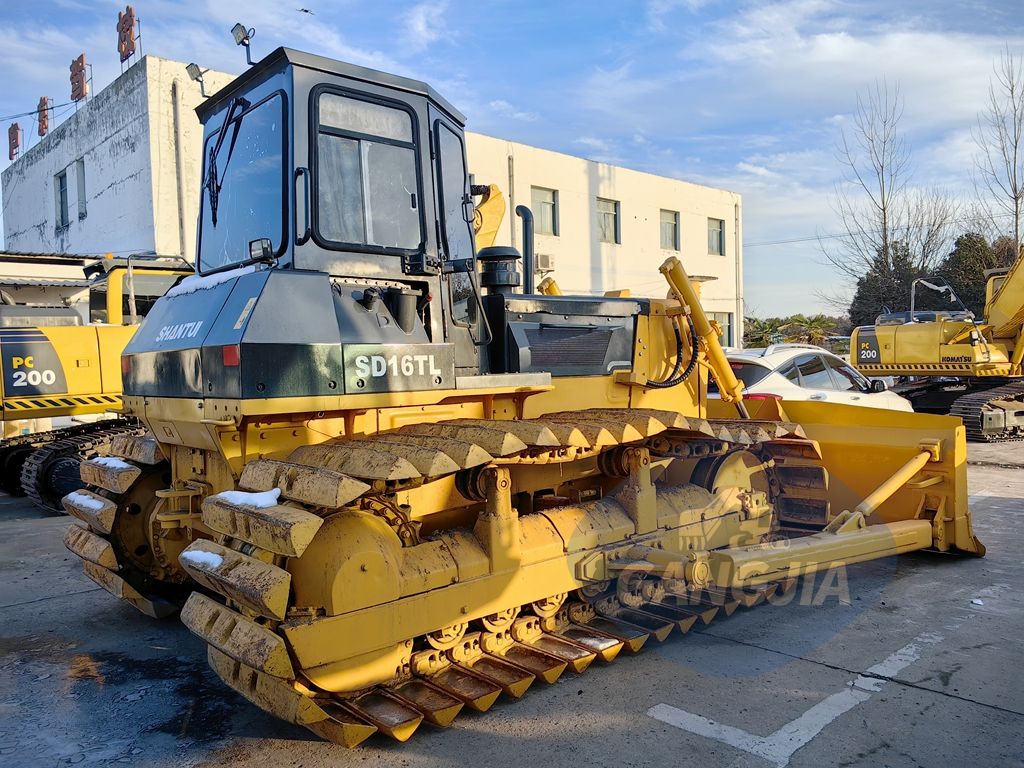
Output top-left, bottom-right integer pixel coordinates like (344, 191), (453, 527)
(0, 56), (233, 261)
(2, 61), (155, 256)
(465, 133), (743, 342)
(144, 58), (235, 259)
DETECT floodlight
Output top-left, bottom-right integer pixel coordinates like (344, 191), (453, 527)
(231, 23), (256, 65)
(186, 62), (209, 97)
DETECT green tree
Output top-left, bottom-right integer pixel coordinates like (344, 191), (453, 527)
(848, 241), (923, 326)
(743, 317), (783, 347)
(936, 232), (1001, 317)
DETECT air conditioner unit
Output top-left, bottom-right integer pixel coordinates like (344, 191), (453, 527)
(535, 252), (555, 272)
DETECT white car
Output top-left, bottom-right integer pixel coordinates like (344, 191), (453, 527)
(711, 344), (913, 412)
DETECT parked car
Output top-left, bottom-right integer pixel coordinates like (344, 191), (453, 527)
(710, 344), (913, 411)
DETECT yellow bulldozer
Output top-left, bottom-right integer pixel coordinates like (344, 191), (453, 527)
(0, 255), (188, 508)
(62, 48), (983, 746)
(851, 252), (1024, 441)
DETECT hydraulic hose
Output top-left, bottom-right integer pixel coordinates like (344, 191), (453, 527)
(646, 315), (700, 388)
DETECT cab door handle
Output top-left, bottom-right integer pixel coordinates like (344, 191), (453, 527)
(809, 393), (827, 400)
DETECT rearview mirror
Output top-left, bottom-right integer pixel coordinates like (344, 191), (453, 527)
(870, 379), (887, 393)
(248, 238), (273, 263)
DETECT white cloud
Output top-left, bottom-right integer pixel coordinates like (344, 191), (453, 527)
(401, 1), (450, 53)
(488, 99), (537, 122)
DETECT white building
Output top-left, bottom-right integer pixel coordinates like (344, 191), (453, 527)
(2, 55), (743, 343)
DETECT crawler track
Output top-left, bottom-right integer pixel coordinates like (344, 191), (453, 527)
(949, 381), (1024, 442)
(21, 422), (147, 511)
(64, 409), (830, 745)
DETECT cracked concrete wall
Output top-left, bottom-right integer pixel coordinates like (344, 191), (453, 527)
(0, 56), (235, 262)
(1, 59), (155, 256)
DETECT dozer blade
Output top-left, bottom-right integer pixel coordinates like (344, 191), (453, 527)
(63, 524), (118, 570)
(178, 541), (291, 620)
(342, 689), (424, 742)
(180, 593), (295, 679)
(208, 647), (377, 748)
(427, 665), (502, 712)
(79, 560), (177, 619)
(499, 644), (568, 684)
(79, 457), (141, 494)
(62, 490), (118, 534)
(201, 495), (325, 557)
(631, 602), (700, 634)
(239, 459), (369, 509)
(392, 679), (464, 727)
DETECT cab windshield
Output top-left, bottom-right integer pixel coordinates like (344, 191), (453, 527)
(197, 93), (285, 273)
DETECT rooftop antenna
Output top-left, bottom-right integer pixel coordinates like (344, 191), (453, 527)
(231, 22), (256, 66)
(186, 63), (209, 97)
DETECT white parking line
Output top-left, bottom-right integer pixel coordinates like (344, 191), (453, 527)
(648, 632), (943, 767)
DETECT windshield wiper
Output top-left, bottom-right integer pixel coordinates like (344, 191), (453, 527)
(204, 96), (250, 226)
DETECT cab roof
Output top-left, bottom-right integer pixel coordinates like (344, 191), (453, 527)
(197, 46), (466, 125)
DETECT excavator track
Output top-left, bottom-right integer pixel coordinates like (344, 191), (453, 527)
(0, 417), (141, 499)
(949, 380), (1024, 442)
(21, 422), (147, 512)
(113, 408), (829, 746)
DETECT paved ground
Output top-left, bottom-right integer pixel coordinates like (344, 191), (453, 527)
(1, 449), (1022, 767)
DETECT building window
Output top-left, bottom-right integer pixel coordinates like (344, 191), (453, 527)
(660, 209), (679, 250)
(597, 197), (620, 244)
(75, 158), (87, 219)
(531, 186), (558, 236)
(708, 217), (725, 255)
(55, 169), (69, 228)
(709, 312), (733, 346)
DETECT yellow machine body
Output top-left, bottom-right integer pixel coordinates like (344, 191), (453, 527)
(852, 250), (1024, 439)
(65, 257), (984, 746)
(61, 48), (984, 746)
(0, 266), (186, 424)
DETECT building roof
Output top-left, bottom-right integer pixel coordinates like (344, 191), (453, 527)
(0, 277), (91, 288)
(0, 252), (92, 266)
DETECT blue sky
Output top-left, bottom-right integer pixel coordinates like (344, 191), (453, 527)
(0, 0), (1022, 316)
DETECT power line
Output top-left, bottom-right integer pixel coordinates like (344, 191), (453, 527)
(744, 211), (1016, 249)
(0, 101), (75, 124)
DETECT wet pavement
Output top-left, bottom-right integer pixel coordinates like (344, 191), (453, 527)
(1, 449), (1022, 767)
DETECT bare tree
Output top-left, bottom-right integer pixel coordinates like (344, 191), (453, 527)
(973, 47), (1024, 248)
(822, 80), (958, 289)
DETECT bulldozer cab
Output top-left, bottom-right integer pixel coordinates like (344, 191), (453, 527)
(195, 48), (483, 370)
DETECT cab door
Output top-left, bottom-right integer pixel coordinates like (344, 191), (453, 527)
(430, 108), (484, 372)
